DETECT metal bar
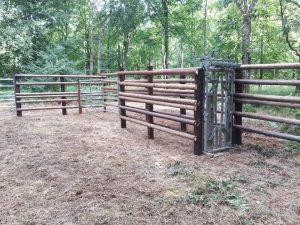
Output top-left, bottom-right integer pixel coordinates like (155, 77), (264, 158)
(119, 96), (195, 110)
(234, 98), (300, 108)
(17, 106), (79, 111)
(119, 82), (196, 90)
(180, 74), (187, 131)
(120, 115), (195, 140)
(16, 99), (77, 104)
(233, 125), (300, 142)
(235, 93), (300, 103)
(118, 68), (198, 76)
(78, 81), (83, 114)
(15, 74), (108, 78)
(120, 106), (195, 125)
(118, 68), (126, 128)
(119, 92), (196, 105)
(240, 63), (300, 70)
(233, 69), (243, 145)
(146, 66), (154, 139)
(194, 69), (205, 155)
(60, 76), (67, 115)
(234, 112), (300, 126)
(234, 79), (300, 85)
(14, 75), (22, 117)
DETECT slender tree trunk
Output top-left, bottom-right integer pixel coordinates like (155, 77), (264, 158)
(180, 40), (184, 68)
(161, 0), (169, 70)
(88, 8), (94, 75)
(204, 0), (208, 54)
(297, 56), (300, 94)
(97, 20), (103, 75)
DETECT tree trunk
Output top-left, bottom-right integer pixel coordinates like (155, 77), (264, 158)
(161, 0), (169, 70)
(97, 20), (103, 75)
(296, 56), (300, 95)
(88, 7), (94, 75)
(204, 0), (208, 54)
(242, 14), (251, 92)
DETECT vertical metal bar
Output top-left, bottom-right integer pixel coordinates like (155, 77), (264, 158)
(60, 76), (67, 115)
(103, 76), (107, 112)
(77, 80), (83, 114)
(118, 67), (126, 128)
(14, 75), (22, 117)
(179, 74), (187, 131)
(146, 66), (154, 139)
(194, 68), (205, 155)
(232, 69), (243, 145)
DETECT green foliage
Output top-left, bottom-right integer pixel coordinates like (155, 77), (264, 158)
(189, 178), (251, 211)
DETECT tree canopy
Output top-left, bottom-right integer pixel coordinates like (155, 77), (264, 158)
(0, 0), (299, 78)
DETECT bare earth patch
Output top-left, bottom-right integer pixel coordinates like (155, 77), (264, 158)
(0, 106), (299, 225)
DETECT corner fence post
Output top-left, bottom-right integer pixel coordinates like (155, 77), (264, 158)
(180, 74), (187, 131)
(146, 66), (154, 139)
(194, 68), (205, 155)
(14, 75), (22, 117)
(77, 80), (83, 114)
(118, 67), (126, 128)
(60, 76), (67, 115)
(232, 69), (243, 145)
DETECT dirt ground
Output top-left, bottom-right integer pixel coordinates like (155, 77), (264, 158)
(0, 105), (299, 225)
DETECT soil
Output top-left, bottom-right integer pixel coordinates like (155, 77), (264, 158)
(0, 105), (299, 225)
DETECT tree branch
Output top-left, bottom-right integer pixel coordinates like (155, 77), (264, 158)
(279, 0), (300, 57)
(288, 0), (300, 9)
(249, 0), (259, 13)
(235, 0), (244, 14)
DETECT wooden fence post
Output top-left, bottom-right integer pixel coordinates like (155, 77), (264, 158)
(180, 74), (187, 131)
(232, 69), (243, 145)
(77, 80), (83, 114)
(194, 68), (205, 155)
(60, 76), (67, 115)
(146, 66), (154, 139)
(14, 75), (22, 117)
(118, 67), (126, 128)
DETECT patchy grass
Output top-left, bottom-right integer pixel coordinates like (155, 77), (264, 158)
(188, 178), (251, 211)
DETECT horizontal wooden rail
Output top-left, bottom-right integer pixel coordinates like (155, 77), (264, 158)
(234, 112), (300, 126)
(234, 79), (300, 85)
(119, 96), (196, 110)
(124, 79), (194, 83)
(234, 98), (300, 108)
(120, 115), (195, 140)
(119, 92), (196, 105)
(235, 93), (300, 103)
(234, 125), (300, 142)
(240, 63), (300, 70)
(120, 106), (195, 125)
(0, 78), (13, 81)
(119, 82), (196, 90)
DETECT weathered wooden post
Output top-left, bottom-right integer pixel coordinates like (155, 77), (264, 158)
(232, 69), (243, 145)
(194, 68), (205, 155)
(14, 75), (22, 117)
(77, 80), (83, 114)
(118, 67), (126, 128)
(179, 74), (187, 131)
(146, 65), (154, 139)
(60, 76), (67, 115)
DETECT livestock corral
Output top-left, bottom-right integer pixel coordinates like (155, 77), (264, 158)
(0, 61), (300, 224)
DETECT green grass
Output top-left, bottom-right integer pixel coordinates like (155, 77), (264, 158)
(189, 178), (251, 211)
